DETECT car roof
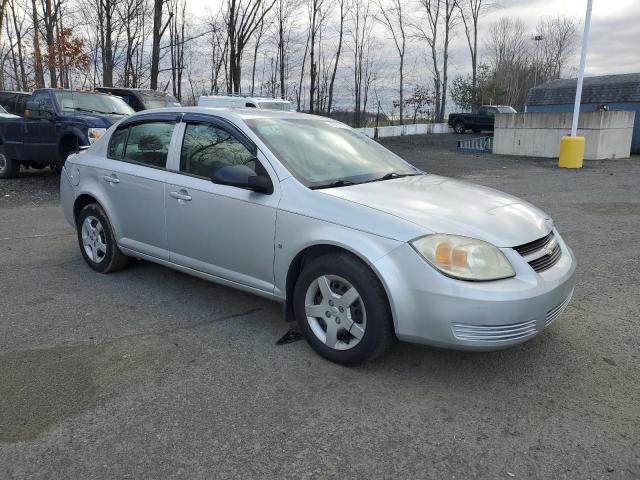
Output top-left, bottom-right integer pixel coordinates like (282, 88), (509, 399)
(128, 106), (320, 122)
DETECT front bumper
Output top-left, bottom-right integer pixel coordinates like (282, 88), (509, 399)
(373, 230), (577, 351)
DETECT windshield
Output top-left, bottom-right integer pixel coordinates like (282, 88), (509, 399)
(54, 91), (134, 115)
(139, 93), (181, 109)
(246, 118), (420, 188)
(257, 101), (291, 111)
(495, 106), (517, 113)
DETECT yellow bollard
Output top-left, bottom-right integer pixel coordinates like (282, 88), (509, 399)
(558, 136), (585, 169)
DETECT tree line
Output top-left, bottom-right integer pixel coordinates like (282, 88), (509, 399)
(0, 0), (578, 126)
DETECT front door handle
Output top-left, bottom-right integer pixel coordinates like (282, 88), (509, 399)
(103, 174), (120, 184)
(169, 190), (192, 201)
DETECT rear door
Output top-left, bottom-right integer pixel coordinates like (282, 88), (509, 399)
(164, 114), (279, 294)
(95, 114), (179, 260)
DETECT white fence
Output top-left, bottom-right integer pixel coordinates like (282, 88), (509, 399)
(355, 123), (450, 138)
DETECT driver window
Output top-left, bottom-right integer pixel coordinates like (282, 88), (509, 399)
(180, 122), (255, 178)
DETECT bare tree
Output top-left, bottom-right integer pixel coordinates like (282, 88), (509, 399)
(376, 0), (406, 124)
(457, 0), (491, 108)
(350, 0), (375, 127)
(31, 0), (45, 86)
(326, 0), (346, 113)
(536, 15), (578, 81)
(274, 0), (300, 99)
(225, 0), (276, 93)
(151, 0), (172, 89)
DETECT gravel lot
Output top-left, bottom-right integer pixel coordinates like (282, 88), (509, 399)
(1, 134), (639, 479)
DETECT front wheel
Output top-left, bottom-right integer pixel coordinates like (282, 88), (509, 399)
(293, 253), (395, 365)
(76, 203), (129, 273)
(0, 149), (20, 178)
(453, 121), (466, 134)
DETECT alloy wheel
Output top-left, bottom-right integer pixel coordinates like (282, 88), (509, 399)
(81, 216), (107, 263)
(304, 275), (366, 350)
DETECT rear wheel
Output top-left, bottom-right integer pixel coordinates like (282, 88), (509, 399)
(453, 121), (466, 134)
(293, 253), (395, 365)
(76, 203), (129, 273)
(0, 149), (20, 178)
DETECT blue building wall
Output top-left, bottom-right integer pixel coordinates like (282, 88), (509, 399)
(526, 102), (640, 154)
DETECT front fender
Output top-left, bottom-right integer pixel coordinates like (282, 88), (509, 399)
(273, 208), (403, 300)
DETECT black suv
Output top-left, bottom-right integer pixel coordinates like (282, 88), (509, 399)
(0, 91), (31, 116)
(95, 87), (181, 111)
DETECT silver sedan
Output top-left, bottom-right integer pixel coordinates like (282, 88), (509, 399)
(60, 108), (576, 364)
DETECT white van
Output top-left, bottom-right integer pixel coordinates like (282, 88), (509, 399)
(198, 94), (292, 111)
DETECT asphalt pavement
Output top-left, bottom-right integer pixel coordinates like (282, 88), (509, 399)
(1, 134), (639, 479)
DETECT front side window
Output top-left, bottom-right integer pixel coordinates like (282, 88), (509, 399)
(180, 122), (255, 178)
(114, 121), (175, 168)
(246, 118), (418, 188)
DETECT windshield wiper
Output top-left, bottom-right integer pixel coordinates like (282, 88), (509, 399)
(72, 107), (100, 114)
(363, 172), (421, 183)
(309, 179), (358, 190)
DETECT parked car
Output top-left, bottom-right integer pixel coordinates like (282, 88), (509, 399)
(0, 90), (31, 116)
(60, 108), (576, 365)
(198, 94), (292, 111)
(448, 105), (517, 134)
(95, 87), (181, 111)
(0, 88), (134, 178)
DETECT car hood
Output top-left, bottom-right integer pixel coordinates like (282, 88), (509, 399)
(320, 174), (551, 247)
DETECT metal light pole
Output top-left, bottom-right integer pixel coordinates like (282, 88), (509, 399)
(558, 0), (593, 168)
(532, 35), (544, 87)
(571, 0), (594, 136)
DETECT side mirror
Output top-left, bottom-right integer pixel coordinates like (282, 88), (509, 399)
(26, 101), (53, 120)
(211, 164), (273, 194)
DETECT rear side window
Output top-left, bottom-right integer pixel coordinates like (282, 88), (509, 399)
(107, 121), (175, 168)
(15, 95), (27, 115)
(123, 121), (174, 168)
(180, 122), (255, 178)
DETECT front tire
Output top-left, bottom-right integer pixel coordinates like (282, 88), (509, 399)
(0, 149), (20, 178)
(453, 121), (466, 134)
(76, 203), (129, 273)
(293, 253), (395, 365)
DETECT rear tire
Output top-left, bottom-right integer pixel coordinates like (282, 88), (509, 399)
(76, 203), (129, 273)
(293, 253), (395, 365)
(453, 121), (466, 134)
(0, 149), (20, 178)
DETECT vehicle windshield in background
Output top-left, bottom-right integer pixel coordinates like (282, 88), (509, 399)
(246, 118), (419, 188)
(139, 93), (181, 109)
(54, 92), (134, 115)
(495, 106), (517, 113)
(257, 101), (291, 111)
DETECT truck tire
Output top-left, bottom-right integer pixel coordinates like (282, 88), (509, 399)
(453, 121), (466, 134)
(0, 148), (20, 179)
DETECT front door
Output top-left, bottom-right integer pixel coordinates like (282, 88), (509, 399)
(165, 116), (279, 294)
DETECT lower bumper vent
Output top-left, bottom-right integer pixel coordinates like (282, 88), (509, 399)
(452, 319), (537, 342)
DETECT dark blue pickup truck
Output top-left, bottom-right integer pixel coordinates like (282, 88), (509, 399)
(0, 88), (133, 178)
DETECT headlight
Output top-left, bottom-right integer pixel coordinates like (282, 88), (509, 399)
(411, 234), (515, 281)
(87, 128), (106, 143)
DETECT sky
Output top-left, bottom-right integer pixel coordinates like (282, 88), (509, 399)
(478, 0), (640, 77)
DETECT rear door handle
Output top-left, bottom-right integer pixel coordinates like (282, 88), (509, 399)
(103, 174), (120, 184)
(169, 190), (192, 201)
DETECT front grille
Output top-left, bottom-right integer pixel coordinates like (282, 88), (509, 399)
(451, 319), (537, 342)
(513, 231), (562, 273)
(513, 231), (554, 256)
(545, 289), (574, 327)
